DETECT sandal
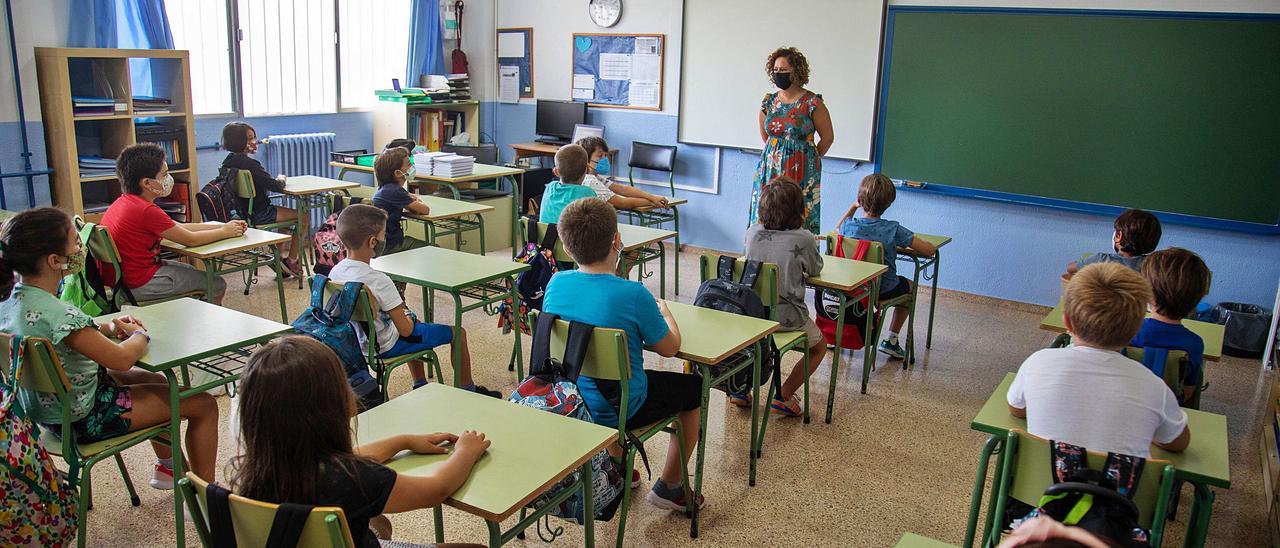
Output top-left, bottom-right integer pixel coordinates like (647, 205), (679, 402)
(728, 392), (751, 407)
(770, 395), (802, 417)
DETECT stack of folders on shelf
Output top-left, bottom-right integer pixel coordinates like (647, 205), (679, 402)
(139, 138), (183, 166)
(409, 110), (467, 151)
(132, 95), (173, 114)
(72, 96), (125, 117)
(78, 155), (117, 179)
(431, 154), (474, 178)
(447, 74), (470, 100)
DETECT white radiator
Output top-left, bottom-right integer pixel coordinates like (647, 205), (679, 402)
(261, 132), (336, 177)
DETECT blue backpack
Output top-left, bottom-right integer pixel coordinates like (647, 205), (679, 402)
(291, 275), (382, 407)
(508, 312), (623, 526)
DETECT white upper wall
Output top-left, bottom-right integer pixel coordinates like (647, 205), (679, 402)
(892, 0), (1280, 11)
(0, 0), (73, 122)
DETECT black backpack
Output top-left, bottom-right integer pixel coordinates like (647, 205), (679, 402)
(498, 216), (561, 334)
(691, 255), (780, 394)
(196, 167), (242, 223)
(204, 482), (312, 548)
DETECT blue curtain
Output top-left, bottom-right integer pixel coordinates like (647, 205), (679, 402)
(67, 0), (174, 98)
(406, 0), (446, 86)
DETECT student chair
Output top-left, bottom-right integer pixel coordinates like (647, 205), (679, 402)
(76, 218), (203, 310)
(3, 334), (173, 548)
(626, 142), (677, 197)
(985, 430), (1175, 548)
(318, 278), (444, 399)
(233, 169), (302, 289)
(699, 255), (814, 427)
(178, 473), (360, 548)
(530, 312), (696, 548)
(1122, 347), (1198, 409)
(826, 235), (918, 367)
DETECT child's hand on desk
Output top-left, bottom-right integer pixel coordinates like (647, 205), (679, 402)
(221, 221), (248, 237)
(648, 196), (669, 208)
(404, 432), (458, 455)
(106, 317), (145, 339)
(455, 430), (491, 460)
(655, 298), (673, 317)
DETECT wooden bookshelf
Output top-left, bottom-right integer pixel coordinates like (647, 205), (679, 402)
(372, 100), (481, 154)
(35, 47), (199, 223)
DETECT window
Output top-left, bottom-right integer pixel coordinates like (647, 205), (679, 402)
(338, 0), (412, 109)
(166, 0), (236, 114)
(165, 0), (414, 116)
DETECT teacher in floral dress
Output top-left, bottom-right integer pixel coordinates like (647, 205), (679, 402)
(749, 47), (834, 234)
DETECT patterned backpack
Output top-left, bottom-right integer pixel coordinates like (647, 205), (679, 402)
(508, 312), (623, 525)
(291, 275), (382, 409)
(312, 197), (364, 277)
(497, 216), (560, 335)
(1, 336), (78, 547)
(195, 167), (242, 223)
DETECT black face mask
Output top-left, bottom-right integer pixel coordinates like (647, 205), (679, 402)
(772, 71), (793, 90)
(373, 238), (386, 257)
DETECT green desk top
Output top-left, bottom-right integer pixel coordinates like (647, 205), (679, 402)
(0, 209), (16, 223)
(97, 298), (292, 370)
(282, 175), (359, 195)
(1040, 302), (1224, 361)
(897, 233), (953, 257)
(370, 245), (529, 291)
(806, 256), (887, 292)
(618, 223), (676, 251)
(354, 383), (616, 522)
(632, 197), (689, 212)
(409, 195), (494, 222)
(331, 161), (524, 184)
(895, 533), (960, 548)
(972, 373), (1230, 488)
(661, 301), (778, 365)
(161, 226), (291, 259)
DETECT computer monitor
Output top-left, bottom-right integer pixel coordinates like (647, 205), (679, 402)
(571, 124), (604, 143)
(535, 99), (587, 143)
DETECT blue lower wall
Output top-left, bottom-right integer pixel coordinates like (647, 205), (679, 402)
(485, 101), (1280, 309)
(7, 104), (1276, 308)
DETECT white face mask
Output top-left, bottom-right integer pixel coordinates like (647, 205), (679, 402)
(152, 174), (174, 197)
(399, 164), (417, 183)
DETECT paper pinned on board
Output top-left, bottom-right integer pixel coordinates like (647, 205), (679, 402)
(599, 53), (632, 80)
(634, 37), (660, 55)
(499, 66), (520, 103)
(631, 54), (660, 84)
(498, 32), (525, 58)
(572, 88), (595, 100)
(573, 74), (595, 90)
(628, 83), (659, 108)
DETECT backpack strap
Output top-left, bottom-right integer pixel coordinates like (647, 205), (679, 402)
(832, 235), (847, 258)
(1101, 451), (1144, 499)
(853, 239), (871, 262)
(206, 482), (238, 548)
(558, 321), (594, 382)
(263, 502), (315, 548)
(540, 221), (560, 252)
(523, 215), (539, 248)
(739, 259), (763, 288)
(325, 282), (365, 324)
(309, 274), (330, 311)
(529, 312), (560, 378)
(716, 255), (736, 281)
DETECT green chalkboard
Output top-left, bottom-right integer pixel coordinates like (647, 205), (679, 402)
(878, 9), (1280, 230)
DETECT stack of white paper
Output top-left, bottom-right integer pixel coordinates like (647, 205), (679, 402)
(431, 154), (474, 178)
(413, 151), (451, 174)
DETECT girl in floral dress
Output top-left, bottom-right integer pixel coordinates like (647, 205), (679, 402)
(750, 47), (835, 234)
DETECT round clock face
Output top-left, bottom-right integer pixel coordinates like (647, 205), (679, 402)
(589, 0), (622, 28)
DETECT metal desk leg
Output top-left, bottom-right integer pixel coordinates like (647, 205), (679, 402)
(271, 244), (288, 323)
(748, 340), (761, 486)
(965, 436), (1001, 548)
(477, 214), (486, 256)
(452, 292), (464, 387)
(673, 208), (681, 296)
(658, 242), (667, 299)
(165, 369), (186, 548)
(862, 277), (881, 394)
(581, 460), (595, 548)
(508, 174), (523, 259)
(826, 292), (847, 424)
(433, 506), (445, 544)
(508, 278), (524, 380)
(1183, 484), (1215, 548)
(927, 249), (941, 349)
(692, 371), (712, 538)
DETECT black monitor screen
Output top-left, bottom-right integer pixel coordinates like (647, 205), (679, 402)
(535, 100), (587, 140)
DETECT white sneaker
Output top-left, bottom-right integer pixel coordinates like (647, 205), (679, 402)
(150, 462), (175, 490)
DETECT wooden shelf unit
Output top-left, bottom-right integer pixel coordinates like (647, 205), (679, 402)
(36, 47), (199, 223)
(372, 99), (481, 154)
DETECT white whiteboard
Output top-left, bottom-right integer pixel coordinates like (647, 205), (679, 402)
(678, 0), (887, 161)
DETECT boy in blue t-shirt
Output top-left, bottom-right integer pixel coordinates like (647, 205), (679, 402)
(1130, 247), (1211, 404)
(538, 144), (597, 224)
(541, 198), (704, 511)
(838, 173), (936, 359)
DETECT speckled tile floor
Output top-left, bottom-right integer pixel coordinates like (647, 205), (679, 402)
(72, 246), (1271, 547)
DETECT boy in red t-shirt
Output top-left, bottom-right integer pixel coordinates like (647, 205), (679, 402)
(102, 143), (246, 304)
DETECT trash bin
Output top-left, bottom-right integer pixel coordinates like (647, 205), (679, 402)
(1216, 302), (1272, 359)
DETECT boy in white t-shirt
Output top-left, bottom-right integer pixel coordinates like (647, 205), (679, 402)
(1007, 262), (1189, 458)
(576, 136), (670, 210)
(326, 204), (499, 397)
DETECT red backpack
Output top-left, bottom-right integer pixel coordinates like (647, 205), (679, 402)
(312, 197), (364, 276)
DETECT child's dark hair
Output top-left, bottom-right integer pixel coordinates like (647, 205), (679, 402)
(116, 143), (167, 195)
(336, 203), (387, 249)
(858, 173), (896, 216)
(229, 336), (365, 504)
(384, 138), (416, 153)
(1141, 247), (1210, 319)
(374, 147), (411, 186)
(576, 136), (609, 158)
(757, 176), (805, 231)
(559, 198), (618, 265)
(1114, 209), (1161, 256)
(221, 122), (256, 154)
(0, 207), (73, 300)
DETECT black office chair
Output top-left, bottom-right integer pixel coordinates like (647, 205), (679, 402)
(627, 142), (676, 197)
